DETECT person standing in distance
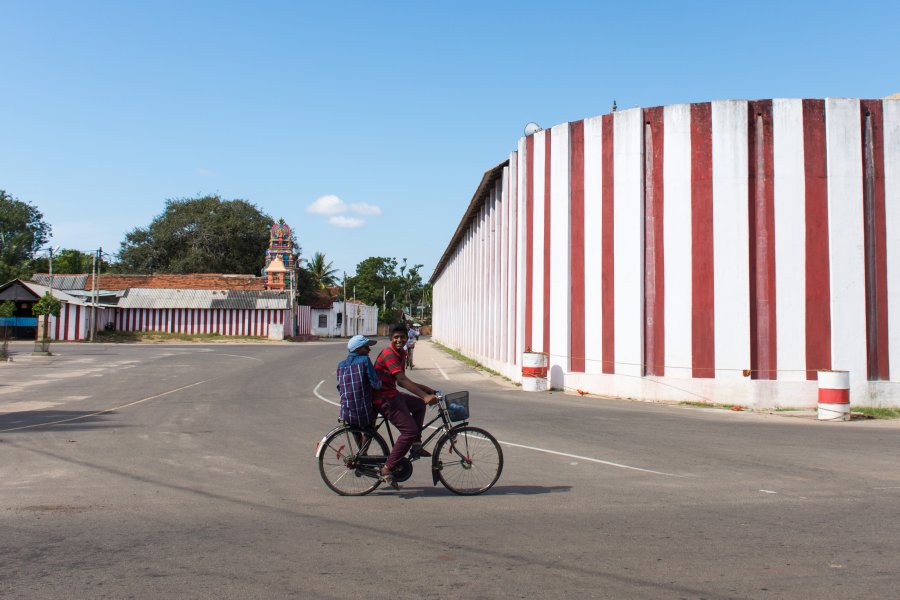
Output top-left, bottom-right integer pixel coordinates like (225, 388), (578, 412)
(373, 323), (438, 488)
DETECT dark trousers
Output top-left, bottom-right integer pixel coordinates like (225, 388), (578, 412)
(381, 392), (426, 470)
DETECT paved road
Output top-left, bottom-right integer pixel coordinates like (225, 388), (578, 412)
(1, 339), (898, 599)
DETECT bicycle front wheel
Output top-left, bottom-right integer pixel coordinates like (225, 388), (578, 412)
(433, 426), (503, 495)
(318, 426), (389, 496)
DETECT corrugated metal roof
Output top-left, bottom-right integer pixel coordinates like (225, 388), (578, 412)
(117, 288), (288, 310)
(429, 159), (509, 284)
(30, 274), (89, 290)
(16, 280), (91, 306)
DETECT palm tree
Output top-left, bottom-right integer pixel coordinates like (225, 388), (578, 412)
(306, 251), (339, 289)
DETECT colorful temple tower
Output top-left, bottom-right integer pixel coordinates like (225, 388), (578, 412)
(263, 219), (296, 291)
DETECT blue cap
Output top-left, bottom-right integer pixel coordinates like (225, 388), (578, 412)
(348, 335), (377, 352)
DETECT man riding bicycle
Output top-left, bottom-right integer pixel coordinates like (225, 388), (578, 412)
(373, 323), (438, 488)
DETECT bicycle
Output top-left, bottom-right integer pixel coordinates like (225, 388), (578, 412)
(315, 391), (503, 496)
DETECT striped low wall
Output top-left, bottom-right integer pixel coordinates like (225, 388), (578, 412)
(115, 308), (287, 337)
(297, 305), (312, 336)
(432, 98), (900, 407)
(47, 303), (90, 341)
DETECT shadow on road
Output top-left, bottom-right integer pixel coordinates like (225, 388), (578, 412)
(0, 409), (121, 433)
(393, 484), (571, 499)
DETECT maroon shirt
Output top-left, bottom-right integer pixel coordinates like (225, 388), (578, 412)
(373, 345), (407, 407)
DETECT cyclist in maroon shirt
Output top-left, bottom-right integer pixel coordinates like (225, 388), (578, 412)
(373, 323), (438, 488)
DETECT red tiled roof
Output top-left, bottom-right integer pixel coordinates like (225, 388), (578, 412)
(83, 273), (266, 291)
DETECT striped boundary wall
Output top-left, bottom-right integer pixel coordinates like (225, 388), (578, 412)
(115, 308), (287, 337)
(432, 98), (900, 407)
(45, 305), (311, 340)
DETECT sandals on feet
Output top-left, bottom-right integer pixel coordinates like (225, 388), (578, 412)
(380, 467), (400, 490)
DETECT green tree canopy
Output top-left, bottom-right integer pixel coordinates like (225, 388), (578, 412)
(31, 249), (103, 275)
(115, 195), (278, 274)
(305, 251), (339, 289)
(0, 190), (51, 283)
(346, 257), (430, 323)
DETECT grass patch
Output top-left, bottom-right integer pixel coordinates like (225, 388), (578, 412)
(431, 341), (506, 380)
(851, 407), (900, 419)
(679, 401), (742, 410)
(94, 331), (269, 344)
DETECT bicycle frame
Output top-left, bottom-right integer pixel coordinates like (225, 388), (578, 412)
(315, 396), (470, 485)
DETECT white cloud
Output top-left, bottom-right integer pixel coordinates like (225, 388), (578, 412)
(196, 167), (216, 177)
(329, 215), (365, 228)
(350, 202), (381, 216)
(307, 195), (347, 215)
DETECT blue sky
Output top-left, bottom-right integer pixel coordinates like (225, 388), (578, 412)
(2, 0), (898, 279)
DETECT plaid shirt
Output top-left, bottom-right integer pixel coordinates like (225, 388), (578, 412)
(373, 345), (407, 407)
(336, 353), (381, 426)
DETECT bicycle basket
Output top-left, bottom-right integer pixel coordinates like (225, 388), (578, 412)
(443, 391), (469, 421)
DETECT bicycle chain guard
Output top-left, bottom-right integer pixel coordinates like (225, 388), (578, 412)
(392, 458), (413, 482)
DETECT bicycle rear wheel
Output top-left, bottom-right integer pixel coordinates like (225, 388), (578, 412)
(318, 426), (389, 496)
(433, 426), (503, 495)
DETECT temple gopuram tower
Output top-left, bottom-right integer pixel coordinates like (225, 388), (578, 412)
(263, 219), (296, 291)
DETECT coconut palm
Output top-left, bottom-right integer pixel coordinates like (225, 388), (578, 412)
(306, 251), (339, 289)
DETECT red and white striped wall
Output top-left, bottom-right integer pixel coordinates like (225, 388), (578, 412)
(114, 308), (287, 338)
(46, 303), (88, 341)
(432, 98), (900, 407)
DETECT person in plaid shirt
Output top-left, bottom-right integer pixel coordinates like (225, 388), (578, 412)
(336, 334), (382, 427)
(373, 323), (438, 488)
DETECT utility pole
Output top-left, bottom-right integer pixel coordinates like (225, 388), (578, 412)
(48, 246), (56, 295)
(90, 250), (97, 342)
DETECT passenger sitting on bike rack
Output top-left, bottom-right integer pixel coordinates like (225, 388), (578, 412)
(373, 323), (439, 488)
(336, 335), (382, 427)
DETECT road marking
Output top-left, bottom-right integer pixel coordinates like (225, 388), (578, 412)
(496, 440), (689, 478)
(0, 378), (216, 433)
(433, 361), (450, 380)
(313, 381), (687, 478)
(314, 380), (339, 407)
(759, 489), (778, 494)
(216, 353), (264, 362)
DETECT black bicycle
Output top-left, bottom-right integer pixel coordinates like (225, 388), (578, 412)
(316, 391), (503, 496)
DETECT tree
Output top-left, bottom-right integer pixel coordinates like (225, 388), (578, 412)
(30, 249), (101, 275)
(115, 195), (277, 274)
(294, 266), (319, 306)
(346, 256), (430, 324)
(0, 300), (13, 360)
(0, 190), (52, 283)
(305, 252), (339, 289)
(32, 292), (61, 354)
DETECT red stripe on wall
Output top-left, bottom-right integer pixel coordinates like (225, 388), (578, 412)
(803, 99), (832, 379)
(74, 305), (81, 340)
(64, 303), (71, 340)
(543, 128), (552, 354)
(691, 102), (716, 378)
(748, 100), (778, 380)
(644, 107), (666, 376)
(860, 99), (890, 380)
(524, 135), (535, 351)
(570, 121), (586, 372)
(601, 114), (615, 374)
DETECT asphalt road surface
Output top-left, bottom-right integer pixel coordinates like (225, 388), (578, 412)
(1, 339), (898, 599)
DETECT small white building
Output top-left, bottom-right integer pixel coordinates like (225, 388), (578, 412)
(310, 299), (377, 338)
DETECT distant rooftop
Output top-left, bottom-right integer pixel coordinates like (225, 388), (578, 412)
(31, 273), (265, 291)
